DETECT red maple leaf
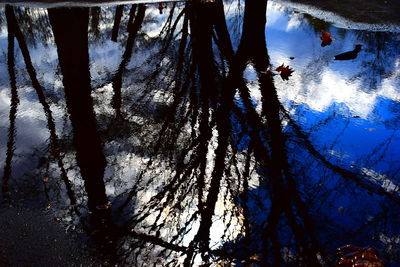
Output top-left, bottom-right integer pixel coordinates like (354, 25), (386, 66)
(275, 64), (294, 80)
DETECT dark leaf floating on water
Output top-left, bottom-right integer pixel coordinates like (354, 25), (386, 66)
(275, 64), (294, 80)
(320, 30), (333, 47)
(334, 45), (362, 60)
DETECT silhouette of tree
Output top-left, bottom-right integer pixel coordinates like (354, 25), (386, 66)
(111, 5), (125, 42)
(48, 7), (118, 262)
(112, 4), (146, 119)
(89, 7), (101, 41)
(2, 9), (19, 196)
(113, 1), (400, 265)
(4, 5), (76, 208)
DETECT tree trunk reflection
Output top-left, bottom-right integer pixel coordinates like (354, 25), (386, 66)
(2, 7), (19, 196)
(48, 7), (117, 261)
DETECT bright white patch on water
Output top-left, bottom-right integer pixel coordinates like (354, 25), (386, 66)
(286, 11), (303, 31)
(362, 168), (400, 193)
(90, 40), (123, 82)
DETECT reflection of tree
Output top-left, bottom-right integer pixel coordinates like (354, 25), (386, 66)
(113, 0), (400, 265)
(2, 1), (400, 266)
(111, 5), (125, 42)
(10, 6), (53, 46)
(355, 31), (399, 91)
(112, 4), (146, 118)
(224, 1), (323, 264)
(89, 7), (101, 41)
(113, 0), (325, 265)
(48, 7), (117, 261)
(2, 10), (19, 196)
(4, 5), (76, 207)
(303, 13), (332, 33)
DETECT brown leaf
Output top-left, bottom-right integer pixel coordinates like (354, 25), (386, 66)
(320, 30), (332, 40)
(44, 203), (51, 211)
(320, 30), (333, 47)
(275, 64), (294, 81)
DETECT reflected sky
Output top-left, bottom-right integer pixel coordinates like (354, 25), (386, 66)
(0, 1), (399, 266)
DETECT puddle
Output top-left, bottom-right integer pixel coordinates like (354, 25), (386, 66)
(0, 1), (399, 266)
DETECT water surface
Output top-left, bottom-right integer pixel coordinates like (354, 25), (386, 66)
(0, 1), (399, 266)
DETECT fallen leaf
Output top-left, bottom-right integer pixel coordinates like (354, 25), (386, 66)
(366, 128), (376, 132)
(44, 203), (51, 210)
(43, 177), (49, 183)
(320, 30), (333, 47)
(320, 30), (332, 41)
(275, 64), (288, 72)
(54, 217), (62, 223)
(275, 64), (294, 81)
